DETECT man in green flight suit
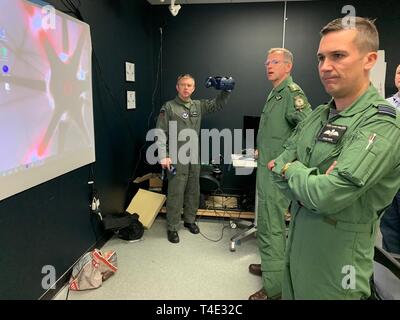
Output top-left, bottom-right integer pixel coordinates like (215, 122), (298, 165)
(269, 17), (400, 299)
(156, 74), (233, 244)
(248, 48), (311, 300)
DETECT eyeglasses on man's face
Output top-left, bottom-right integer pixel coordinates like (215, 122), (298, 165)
(264, 59), (288, 66)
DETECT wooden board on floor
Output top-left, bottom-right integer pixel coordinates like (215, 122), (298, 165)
(159, 207), (254, 220)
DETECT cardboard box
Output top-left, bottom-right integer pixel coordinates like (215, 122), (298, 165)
(126, 189), (166, 229)
(133, 173), (163, 192)
(205, 195), (238, 209)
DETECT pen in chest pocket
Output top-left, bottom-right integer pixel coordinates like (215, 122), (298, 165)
(365, 133), (377, 150)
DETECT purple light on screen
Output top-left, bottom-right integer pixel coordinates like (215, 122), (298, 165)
(32, 13), (42, 32)
(59, 52), (69, 63)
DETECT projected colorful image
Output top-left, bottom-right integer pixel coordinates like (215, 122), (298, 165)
(0, 0), (95, 200)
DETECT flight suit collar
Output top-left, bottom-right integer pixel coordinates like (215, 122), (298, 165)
(267, 75), (292, 101)
(328, 84), (384, 117)
(174, 95), (193, 109)
(275, 75), (293, 93)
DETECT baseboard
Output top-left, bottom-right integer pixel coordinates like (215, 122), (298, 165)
(38, 231), (112, 300)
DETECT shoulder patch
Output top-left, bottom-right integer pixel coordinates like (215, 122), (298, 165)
(288, 83), (301, 92)
(294, 95), (306, 110)
(377, 104), (397, 118)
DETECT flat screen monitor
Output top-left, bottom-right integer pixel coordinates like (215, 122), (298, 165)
(0, 0), (95, 201)
(243, 115), (260, 146)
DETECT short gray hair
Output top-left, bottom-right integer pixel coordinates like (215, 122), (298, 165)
(177, 74), (195, 84)
(268, 48), (293, 64)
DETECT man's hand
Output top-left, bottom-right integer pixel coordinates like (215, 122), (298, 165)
(205, 76), (235, 92)
(267, 159), (275, 171)
(160, 157), (172, 170)
(325, 160), (337, 175)
(254, 149), (259, 160)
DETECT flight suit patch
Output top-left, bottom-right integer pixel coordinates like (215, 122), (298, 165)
(294, 95), (305, 110)
(289, 84), (300, 92)
(182, 112), (189, 119)
(190, 111), (199, 117)
(317, 123), (348, 144)
(377, 105), (396, 118)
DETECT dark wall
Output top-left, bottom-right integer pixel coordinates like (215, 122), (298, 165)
(156, 0), (400, 191)
(2, 0), (398, 300)
(0, 0), (156, 299)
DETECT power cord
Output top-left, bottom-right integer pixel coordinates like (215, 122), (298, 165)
(197, 189), (235, 243)
(59, 0), (158, 187)
(88, 164), (102, 242)
(60, 0), (83, 20)
(130, 25), (164, 182)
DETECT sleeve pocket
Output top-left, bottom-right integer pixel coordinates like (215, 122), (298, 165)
(337, 132), (387, 187)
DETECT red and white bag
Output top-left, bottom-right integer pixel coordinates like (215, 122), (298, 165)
(69, 249), (118, 291)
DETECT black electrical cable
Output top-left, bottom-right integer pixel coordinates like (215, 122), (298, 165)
(61, 0), (83, 20)
(58, 0), (165, 212)
(88, 163), (101, 242)
(56, 1), (105, 240)
(130, 26), (164, 182)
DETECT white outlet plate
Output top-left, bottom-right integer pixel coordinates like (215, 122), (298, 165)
(127, 91), (136, 109)
(125, 62), (135, 82)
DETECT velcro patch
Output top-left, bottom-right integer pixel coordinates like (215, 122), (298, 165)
(317, 123), (348, 144)
(289, 84), (300, 92)
(182, 112), (189, 119)
(294, 95), (305, 110)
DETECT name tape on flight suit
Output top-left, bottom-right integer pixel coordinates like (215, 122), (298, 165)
(317, 123), (348, 144)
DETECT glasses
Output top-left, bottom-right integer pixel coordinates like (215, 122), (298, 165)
(264, 59), (288, 66)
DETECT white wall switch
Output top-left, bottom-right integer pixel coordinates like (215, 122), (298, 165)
(125, 62), (135, 82)
(127, 91), (136, 109)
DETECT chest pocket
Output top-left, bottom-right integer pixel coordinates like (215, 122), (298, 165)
(170, 108), (190, 124)
(308, 123), (348, 169)
(189, 107), (200, 126)
(338, 131), (389, 187)
(307, 140), (343, 173)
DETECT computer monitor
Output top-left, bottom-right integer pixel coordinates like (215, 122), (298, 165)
(243, 115), (260, 147)
(0, 0), (95, 201)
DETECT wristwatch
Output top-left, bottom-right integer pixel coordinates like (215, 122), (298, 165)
(281, 162), (292, 177)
